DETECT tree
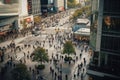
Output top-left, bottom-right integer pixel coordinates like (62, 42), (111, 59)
(70, 5), (91, 21)
(32, 47), (49, 69)
(63, 41), (75, 62)
(63, 41), (75, 56)
(11, 64), (31, 80)
(34, 16), (41, 24)
(67, 0), (77, 8)
(70, 8), (83, 21)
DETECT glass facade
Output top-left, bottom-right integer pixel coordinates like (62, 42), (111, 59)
(108, 55), (120, 68)
(100, 0), (120, 76)
(0, 0), (19, 14)
(27, 0), (32, 14)
(102, 16), (120, 34)
(32, 0), (41, 15)
(103, 0), (120, 13)
(101, 36), (120, 54)
(89, 0), (120, 78)
(90, 13), (98, 49)
(90, 0), (99, 50)
(101, 0), (120, 55)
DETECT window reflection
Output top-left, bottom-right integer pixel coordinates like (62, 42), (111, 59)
(102, 16), (120, 32)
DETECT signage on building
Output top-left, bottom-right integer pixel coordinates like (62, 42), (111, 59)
(4, 0), (18, 4)
(4, 0), (11, 3)
(18, 15), (34, 30)
(27, 0), (32, 14)
(58, 6), (64, 11)
(26, 18), (31, 23)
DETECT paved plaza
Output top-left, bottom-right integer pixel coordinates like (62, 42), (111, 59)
(0, 10), (91, 80)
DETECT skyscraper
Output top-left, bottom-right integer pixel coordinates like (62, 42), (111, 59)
(88, 0), (120, 80)
(54, 0), (67, 12)
(27, 0), (41, 15)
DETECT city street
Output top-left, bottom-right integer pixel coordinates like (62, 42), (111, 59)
(1, 0), (120, 80)
(0, 10), (91, 80)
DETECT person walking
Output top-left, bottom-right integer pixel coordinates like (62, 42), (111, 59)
(65, 74), (68, 80)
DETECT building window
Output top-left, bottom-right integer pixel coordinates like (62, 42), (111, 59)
(108, 55), (120, 72)
(102, 16), (120, 34)
(27, 0), (32, 14)
(101, 36), (120, 54)
(104, 0), (120, 13)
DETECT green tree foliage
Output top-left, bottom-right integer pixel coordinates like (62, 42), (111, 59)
(11, 64), (31, 80)
(63, 41), (75, 55)
(68, 0), (75, 3)
(67, 0), (77, 8)
(70, 5), (91, 21)
(32, 47), (49, 64)
(34, 16), (41, 24)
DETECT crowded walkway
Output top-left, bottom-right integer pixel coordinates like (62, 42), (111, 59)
(0, 9), (92, 80)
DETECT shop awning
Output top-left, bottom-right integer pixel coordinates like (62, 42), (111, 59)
(74, 28), (90, 36)
(0, 16), (18, 27)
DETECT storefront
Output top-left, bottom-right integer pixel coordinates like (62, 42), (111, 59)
(0, 16), (18, 36)
(73, 28), (90, 41)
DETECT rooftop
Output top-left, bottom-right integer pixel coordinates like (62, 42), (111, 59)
(74, 28), (90, 36)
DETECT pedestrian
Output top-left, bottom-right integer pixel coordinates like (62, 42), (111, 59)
(29, 67), (31, 72)
(77, 71), (79, 76)
(20, 59), (22, 63)
(74, 74), (76, 78)
(52, 69), (54, 77)
(55, 72), (57, 80)
(81, 62), (83, 68)
(62, 56), (64, 60)
(32, 69), (34, 74)
(8, 54), (10, 59)
(80, 53), (82, 58)
(60, 64), (62, 69)
(24, 59), (26, 63)
(23, 52), (26, 57)
(37, 70), (39, 74)
(65, 74), (68, 80)
(27, 54), (29, 59)
(49, 59), (52, 64)
(57, 75), (60, 80)
(10, 57), (13, 61)
(76, 56), (78, 61)
(50, 66), (52, 72)
(81, 73), (83, 80)
(83, 68), (85, 73)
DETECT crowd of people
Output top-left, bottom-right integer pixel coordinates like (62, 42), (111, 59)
(0, 9), (92, 80)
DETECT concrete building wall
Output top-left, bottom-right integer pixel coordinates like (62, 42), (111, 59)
(0, 0), (19, 15)
(64, 0), (67, 10)
(96, 0), (102, 52)
(19, 0), (28, 17)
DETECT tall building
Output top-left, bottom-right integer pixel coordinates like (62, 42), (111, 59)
(32, 0), (41, 16)
(88, 0), (120, 80)
(0, 0), (34, 32)
(64, 0), (67, 10)
(18, 0), (34, 30)
(40, 0), (67, 15)
(0, 0), (19, 35)
(54, 0), (67, 12)
(27, 0), (41, 16)
(41, 0), (54, 13)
